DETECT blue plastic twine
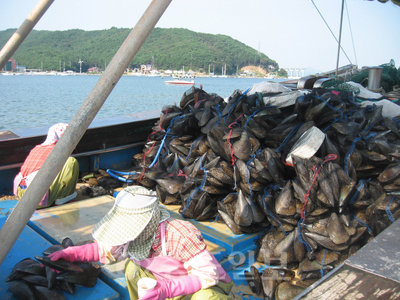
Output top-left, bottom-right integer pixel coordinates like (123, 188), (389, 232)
(185, 135), (205, 163)
(320, 249), (327, 278)
(262, 188), (287, 235)
(244, 109), (260, 129)
(311, 94), (344, 121)
(297, 221), (311, 252)
(182, 157), (207, 215)
(344, 137), (361, 176)
(148, 128), (171, 168)
(386, 197), (396, 223)
(224, 87), (251, 125)
(275, 123), (302, 153)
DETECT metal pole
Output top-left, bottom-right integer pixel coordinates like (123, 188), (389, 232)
(0, 0), (54, 71)
(335, 0), (345, 77)
(0, 0), (172, 267)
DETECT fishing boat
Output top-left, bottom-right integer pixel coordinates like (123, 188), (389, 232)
(1, 70), (400, 300)
(1, 0), (400, 299)
(164, 79), (195, 85)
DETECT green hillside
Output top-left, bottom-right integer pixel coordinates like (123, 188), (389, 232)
(0, 27), (280, 75)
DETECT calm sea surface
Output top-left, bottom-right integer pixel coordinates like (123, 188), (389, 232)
(0, 75), (283, 131)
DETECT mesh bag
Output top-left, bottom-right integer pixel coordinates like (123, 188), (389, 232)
(348, 60), (400, 93)
(321, 77), (361, 94)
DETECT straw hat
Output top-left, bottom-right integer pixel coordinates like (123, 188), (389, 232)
(92, 185), (169, 260)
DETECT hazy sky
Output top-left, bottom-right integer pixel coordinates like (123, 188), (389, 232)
(1, 0), (399, 74)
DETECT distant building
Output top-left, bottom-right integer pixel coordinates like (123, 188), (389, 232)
(243, 70), (255, 76)
(140, 64), (152, 74)
(2, 59), (17, 71)
(87, 67), (100, 73)
(16, 66), (26, 73)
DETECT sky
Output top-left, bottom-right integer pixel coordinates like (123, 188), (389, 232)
(1, 0), (399, 75)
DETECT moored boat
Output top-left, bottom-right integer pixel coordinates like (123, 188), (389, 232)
(164, 79), (195, 85)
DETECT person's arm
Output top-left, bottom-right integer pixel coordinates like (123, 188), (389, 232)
(48, 242), (100, 262)
(141, 220), (221, 299)
(139, 275), (202, 300)
(139, 250), (223, 300)
(48, 242), (128, 265)
(184, 249), (220, 288)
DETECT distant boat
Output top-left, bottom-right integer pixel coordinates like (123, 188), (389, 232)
(165, 79), (194, 86)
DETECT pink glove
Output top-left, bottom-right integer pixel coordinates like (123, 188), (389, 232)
(48, 243), (100, 262)
(139, 275), (201, 300)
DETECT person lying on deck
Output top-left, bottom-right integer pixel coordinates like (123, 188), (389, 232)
(13, 123), (79, 208)
(48, 185), (234, 300)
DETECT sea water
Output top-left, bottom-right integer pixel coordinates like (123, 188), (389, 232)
(0, 75), (282, 131)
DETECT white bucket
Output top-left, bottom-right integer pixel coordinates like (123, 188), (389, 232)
(137, 277), (157, 297)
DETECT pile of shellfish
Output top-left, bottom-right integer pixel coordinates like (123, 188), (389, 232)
(128, 84), (400, 294)
(6, 237), (101, 300)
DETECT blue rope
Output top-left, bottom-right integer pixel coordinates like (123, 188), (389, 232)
(262, 188), (287, 235)
(297, 94), (306, 102)
(226, 95), (243, 119)
(170, 156), (183, 174)
(344, 137), (361, 176)
(344, 132), (377, 176)
(182, 187), (200, 216)
(320, 249), (327, 278)
(297, 220), (311, 252)
(275, 123), (302, 153)
(243, 87), (251, 95)
(348, 181), (372, 233)
(224, 88), (251, 125)
(149, 113), (190, 168)
(351, 214), (373, 234)
(168, 113), (186, 129)
(322, 115), (343, 132)
(185, 135), (205, 163)
(199, 158), (208, 192)
(349, 179), (365, 206)
(269, 184), (280, 191)
(322, 124), (332, 132)
(148, 128), (171, 168)
(311, 94), (344, 121)
(215, 104), (222, 126)
(386, 197), (396, 223)
(106, 169), (135, 183)
(244, 109), (260, 129)
(182, 157), (207, 215)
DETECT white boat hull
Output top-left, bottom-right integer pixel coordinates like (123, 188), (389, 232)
(165, 80), (194, 86)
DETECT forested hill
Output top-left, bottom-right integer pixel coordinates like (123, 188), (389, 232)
(0, 27), (279, 75)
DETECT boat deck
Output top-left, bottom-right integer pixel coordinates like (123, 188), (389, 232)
(3, 195), (400, 299)
(1, 196), (265, 300)
(0, 200), (120, 300)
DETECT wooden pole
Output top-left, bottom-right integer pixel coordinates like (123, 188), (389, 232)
(0, 0), (172, 267)
(0, 0), (54, 71)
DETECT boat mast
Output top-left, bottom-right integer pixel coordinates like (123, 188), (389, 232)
(335, 0), (345, 77)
